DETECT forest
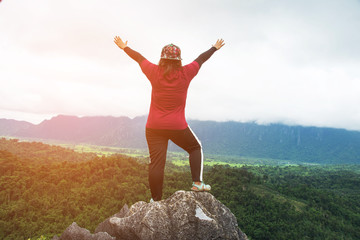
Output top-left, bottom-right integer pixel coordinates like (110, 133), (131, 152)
(0, 138), (360, 240)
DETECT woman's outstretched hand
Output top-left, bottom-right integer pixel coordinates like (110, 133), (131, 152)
(114, 36), (128, 50)
(213, 39), (225, 50)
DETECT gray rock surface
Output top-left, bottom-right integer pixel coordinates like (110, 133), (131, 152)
(95, 204), (129, 237)
(55, 191), (248, 240)
(54, 222), (115, 240)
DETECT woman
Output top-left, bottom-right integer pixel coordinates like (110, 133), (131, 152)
(114, 36), (225, 201)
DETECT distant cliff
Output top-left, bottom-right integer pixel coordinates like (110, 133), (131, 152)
(1, 115), (360, 164)
(52, 191), (248, 240)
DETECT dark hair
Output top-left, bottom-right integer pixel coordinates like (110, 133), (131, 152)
(158, 58), (182, 77)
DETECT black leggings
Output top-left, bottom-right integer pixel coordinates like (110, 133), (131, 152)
(146, 126), (203, 201)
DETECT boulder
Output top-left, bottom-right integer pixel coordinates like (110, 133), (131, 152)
(95, 204), (129, 237)
(53, 222), (115, 240)
(55, 191), (248, 240)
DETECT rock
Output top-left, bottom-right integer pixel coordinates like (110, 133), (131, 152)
(56, 222), (115, 240)
(95, 204), (129, 236)
(55, 191), (248, 240)
(107, 191), (247, 240)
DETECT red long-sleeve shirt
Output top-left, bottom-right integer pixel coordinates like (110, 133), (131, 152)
(124, 46), (217, 130)
(141, 60), (199, 129)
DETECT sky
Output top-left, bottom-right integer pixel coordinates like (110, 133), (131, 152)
(1, 0), (360, 131)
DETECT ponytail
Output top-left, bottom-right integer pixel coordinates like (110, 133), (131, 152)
(158, 59), (182, 77)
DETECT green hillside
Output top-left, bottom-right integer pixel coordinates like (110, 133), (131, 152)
(0, 138), (359, 240)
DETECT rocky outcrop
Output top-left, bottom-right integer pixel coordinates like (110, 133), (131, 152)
(95, 204), (130, 237)
(54, 191), (248, 240)
(52, 222), (115, 240)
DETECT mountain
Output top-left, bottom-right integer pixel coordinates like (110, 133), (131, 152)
(0, 118), (34, 135)
(1, 115), (147, 148)
(1, 115), (360, 164)
(188, 120), (360, 164)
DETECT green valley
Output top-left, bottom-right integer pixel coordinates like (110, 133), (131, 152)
(1, 138), (360, 240)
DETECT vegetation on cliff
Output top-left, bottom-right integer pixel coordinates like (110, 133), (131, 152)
(0, 138), (359, 240)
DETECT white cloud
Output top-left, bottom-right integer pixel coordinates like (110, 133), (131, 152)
(1, 0), (360, 130)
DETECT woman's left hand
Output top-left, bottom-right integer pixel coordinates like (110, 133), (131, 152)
(213, 39), (225, 50)
(114, 36), (128, 50)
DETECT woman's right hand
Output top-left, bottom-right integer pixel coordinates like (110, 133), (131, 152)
(213, 39), (225, 50)
(114, 36), (128, 50)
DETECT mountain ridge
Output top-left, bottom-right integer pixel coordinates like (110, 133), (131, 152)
(1, 115), (360, 164)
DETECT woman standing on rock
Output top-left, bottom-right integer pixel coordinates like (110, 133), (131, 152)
(114, 36), (225, 201)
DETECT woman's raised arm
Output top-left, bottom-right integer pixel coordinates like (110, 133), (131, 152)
(114, 36), (145, 64)
(194, 39), (225, 68)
